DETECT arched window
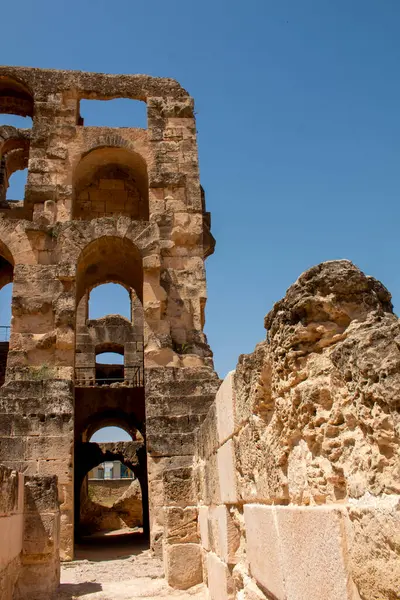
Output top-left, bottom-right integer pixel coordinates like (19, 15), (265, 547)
(90, 425), (132, 443)
(72, 146), (149, 221)
(89, 283), (131, 320)
(0, 76), (33, 127)
(79, 425), (144, 544)
(76, 236), (143, 304)
(5, 167), (27, 202)
(0, 133), (30, 207)
(95, 350), (124, 385)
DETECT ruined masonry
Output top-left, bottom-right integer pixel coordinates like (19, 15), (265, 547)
(0, 65), (219, 598)
(0, 66), (399, 600)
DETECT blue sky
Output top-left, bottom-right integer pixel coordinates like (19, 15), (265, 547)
(1, 1), (400, 441)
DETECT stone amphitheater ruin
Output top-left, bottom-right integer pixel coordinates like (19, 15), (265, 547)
(0, 66), (398, 600)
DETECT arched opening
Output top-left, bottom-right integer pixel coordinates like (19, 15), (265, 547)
(89, 282), (131, 320)
(74, 235), (147, 558)
(91, 426), (132, 443)
(72, 146), (149, 221)
(95, 349), (124, 385)
(0, 137), (30, 207)
(75, 424), (148, 559)
(0, 76), (34, 122)
(5, 167), (27, 202)
(0, 242), (14, 386)
(76, 236), (143, 304)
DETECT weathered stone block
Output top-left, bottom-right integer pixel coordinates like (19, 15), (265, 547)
(147, 433), (195, 456)
(244, 504), (285, 600)
(209, 505), (240, 565)
(163, 467), (195, 507)
(0, 437), (25, 461)
(234, 417), (287, 504)
(204, 453), (220, 505)
(164, 507), (198, 544)
(275, 506), (353, 600)
(164, 543), (203, 589)
(22, 512), (59, 555)
(206, 551), (235, 600)
(215, 371), (236, 445)
(14, 559), (60, 600)
(217, 440), (237, 504)
(345, 497), (400, 600)
(25, 435), (72, 460)
(196, 403), (218, 460)
(198, 505), (210, 551)
(24, 475), (59, 513)
(244, 504), (356, 600)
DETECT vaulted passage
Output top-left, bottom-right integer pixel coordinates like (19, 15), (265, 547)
(75, 425), (147, 558)
(74, 400), (149, 556)
(74, 233), (148, 557)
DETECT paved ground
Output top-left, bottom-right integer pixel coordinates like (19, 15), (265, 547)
(57, 531), (206, 600)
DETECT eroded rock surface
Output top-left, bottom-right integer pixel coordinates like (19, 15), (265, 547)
(235, 260), (400, 505)
(232, 261), (400, 599)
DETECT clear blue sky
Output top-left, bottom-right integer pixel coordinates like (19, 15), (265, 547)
(1, 1), (400, 440)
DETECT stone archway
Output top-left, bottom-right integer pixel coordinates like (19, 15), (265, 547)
(74, 437), (149, 541)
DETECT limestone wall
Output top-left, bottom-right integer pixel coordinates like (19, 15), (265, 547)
(0, 464), (60, 600)
(0, 380), (74, 560)
(0, 65), (218, 560)
(81, 478), (143, 534)
(0, 465), (24, 600)
(193, 261), (400, 600)
(88, 479), (133, 506)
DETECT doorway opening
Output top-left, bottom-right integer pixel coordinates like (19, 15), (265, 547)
(74, 417), (148, 560)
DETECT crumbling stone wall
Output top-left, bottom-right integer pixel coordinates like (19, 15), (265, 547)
(80, 478), (143, 535)
(0, 464), (60, 600)
(88, 479), (133, 505)
(0, 65), (219, 574)
(193, 261), (400, 600)
(0, 380), (73, 559)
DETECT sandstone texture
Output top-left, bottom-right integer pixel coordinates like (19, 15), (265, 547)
(80, 478), (143, 535)
(238, 259), (399, 505)
(195, 260), (400, 600)
(0, 64), (219, 591)
(0, 464), (60, 600)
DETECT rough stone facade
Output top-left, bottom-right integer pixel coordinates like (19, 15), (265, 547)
(0, 464), (60, 600)
(194, 260), (400, 600)
(0, 65), (219, 583)
(80, 478), (143, 535)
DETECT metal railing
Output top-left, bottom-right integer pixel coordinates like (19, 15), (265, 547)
(75, 365), (144, 387)
(0, 326), (10, 342)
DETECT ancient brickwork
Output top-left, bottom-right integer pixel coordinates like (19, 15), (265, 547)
(0, 65), (218, 581)
(194, 261), (400, 600)
(0, 464), (60, 600)
(0, 380), (73, 558)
